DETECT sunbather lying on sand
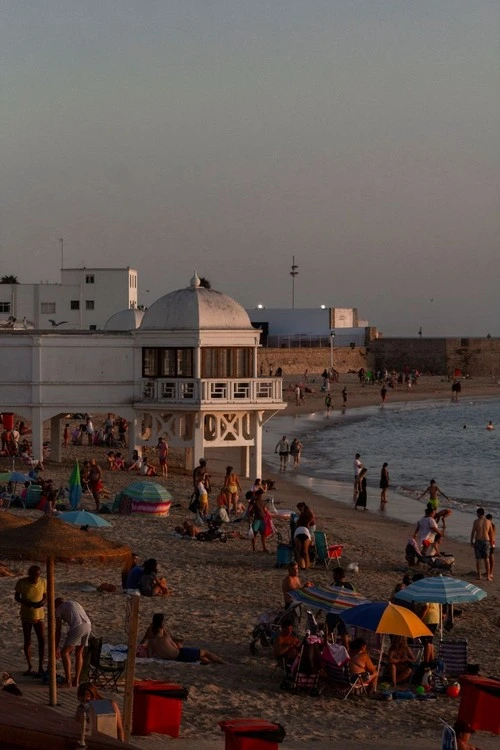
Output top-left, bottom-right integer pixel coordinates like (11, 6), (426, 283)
(141, 613), (223, 664)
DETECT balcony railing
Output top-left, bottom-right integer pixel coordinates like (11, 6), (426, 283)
(139, 378), (282, 404)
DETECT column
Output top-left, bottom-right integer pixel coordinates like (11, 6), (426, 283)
(249, 410), (263, 480)
(50, 415), (62, 463)
(240, 445), (250, 478)
(129, 415), (142, 458)
(31, 409), (44, 464)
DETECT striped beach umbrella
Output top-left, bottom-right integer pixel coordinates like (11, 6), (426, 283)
(122, 481), (173, 516)
(394, 575), (486, 637)
(394, 575), (487, 605)
(123, 481), (173, 502)
(289, 585), (369, 614)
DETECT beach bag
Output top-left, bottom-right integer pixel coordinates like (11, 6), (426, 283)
(188, 492), (200, 513)
(248, 525), (255, 540)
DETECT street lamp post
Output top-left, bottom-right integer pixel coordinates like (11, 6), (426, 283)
(290, 256), (299, 308)
(330, 330), (335, 372)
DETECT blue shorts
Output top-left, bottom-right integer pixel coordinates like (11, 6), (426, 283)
(252, 519), (265, 533)
(176, 647), (201, 663)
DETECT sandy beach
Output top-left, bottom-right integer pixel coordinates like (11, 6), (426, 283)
(0, 374), (499, 749)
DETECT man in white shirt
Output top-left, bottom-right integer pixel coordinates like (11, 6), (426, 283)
(413, 507), (441, 555)
(55, 597), (92, 687)
(275, 436), (290, 471)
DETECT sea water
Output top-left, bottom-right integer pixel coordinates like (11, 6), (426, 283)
(263, 397), (500, 543)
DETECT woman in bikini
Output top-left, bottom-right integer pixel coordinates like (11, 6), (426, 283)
(222, 466), (242, 513)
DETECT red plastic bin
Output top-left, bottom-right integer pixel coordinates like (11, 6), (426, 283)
(219, 719), (286, 750)
(2, 413), (14, 430)
(132, 681), (188, 737)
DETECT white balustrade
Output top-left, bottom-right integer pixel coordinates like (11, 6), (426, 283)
(139, 378), (281, 404)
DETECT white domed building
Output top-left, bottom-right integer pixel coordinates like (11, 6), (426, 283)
(0, 275), (285, 476)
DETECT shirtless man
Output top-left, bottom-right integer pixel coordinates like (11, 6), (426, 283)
(418, 479), (452, 532)
(282, 562), (302, 607)
(470, 508), (494, 581)
(141, 613), (223, 664)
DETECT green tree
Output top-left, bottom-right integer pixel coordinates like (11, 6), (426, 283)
(0, 275), (19, 284)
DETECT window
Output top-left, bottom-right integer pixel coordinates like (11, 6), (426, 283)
(89, 325), (97, 330)
(41, 302), (56, 314)
(85, 300), (95, 310)
(85, 274), (95, 284)
(142, 348), (193, 378)
(201, 348), (253, 378)
(0, 302), (10, 313)
(70, 300), (80, 310)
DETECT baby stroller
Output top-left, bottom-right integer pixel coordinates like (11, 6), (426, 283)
(281, 632), (324, 696)
(250, 604), (301, 655)
(196, 511), (228, 543)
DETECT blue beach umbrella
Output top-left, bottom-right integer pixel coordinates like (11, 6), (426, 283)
(9, 471), (31, 483)
(59, 510), (111, 528)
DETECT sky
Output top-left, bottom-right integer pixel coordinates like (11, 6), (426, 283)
(2, 1), (499, 336)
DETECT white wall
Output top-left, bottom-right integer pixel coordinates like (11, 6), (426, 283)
(0, 267), (138, 330)
(249, 308), (330, 335)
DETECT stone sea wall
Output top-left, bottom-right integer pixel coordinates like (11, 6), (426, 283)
(258, 338), (500, 377)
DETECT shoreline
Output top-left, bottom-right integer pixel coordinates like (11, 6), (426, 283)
(263, 376), (500, 544)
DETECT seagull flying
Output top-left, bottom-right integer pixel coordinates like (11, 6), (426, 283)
(48, 319), (68, 327)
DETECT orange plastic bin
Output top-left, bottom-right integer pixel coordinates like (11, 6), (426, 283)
(219, 719), (286, 750)
(132, 681), (188, 737)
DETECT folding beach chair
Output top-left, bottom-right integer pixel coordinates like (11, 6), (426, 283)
(87, 636), (126, 692)
(314, 531), (343, 569)
(440, 720), (457, 750)
(439, 639), (468, 679)
(320, 644), (367, 700)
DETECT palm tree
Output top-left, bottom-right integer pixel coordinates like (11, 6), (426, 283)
(0, 275), (19, 284)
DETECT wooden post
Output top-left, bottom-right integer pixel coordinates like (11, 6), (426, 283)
(122, 593), (140, 742)
(46, 556), (57, 706)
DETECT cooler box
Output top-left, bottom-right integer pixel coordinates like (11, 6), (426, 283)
(458, 675), (500, 735)
(2, 413), (14, 430)
(219, 719), (286, 750)
(132, 681), (188, 737)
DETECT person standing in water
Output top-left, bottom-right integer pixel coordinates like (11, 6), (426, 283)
(275, 436), (290, 471)
(417, 479), (452, 533)
(379, 462), (390, 509)
(325, 394), (332, 416)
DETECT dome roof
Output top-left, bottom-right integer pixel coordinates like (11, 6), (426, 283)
(140, 276), (253, 331)
(104, 308), (145, 331)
